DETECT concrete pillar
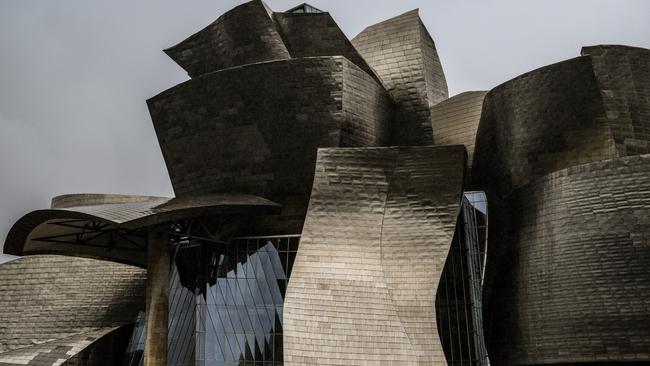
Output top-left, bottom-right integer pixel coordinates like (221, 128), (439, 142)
(144, 230), (169, 366)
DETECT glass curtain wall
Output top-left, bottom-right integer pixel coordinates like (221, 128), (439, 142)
(167, 235), (299, 366)
(436, 192), (489, 366)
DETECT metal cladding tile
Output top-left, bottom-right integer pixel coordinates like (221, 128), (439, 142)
(164, 0), (290, 77)
(284, 145), (466, 365)
(352, 9), (448, 146)
(473, 46), (650, 195)
(273, 11), (384, 86)
(582, 45), (650, 156)
(0, 255), (145, 355)
(483, 154), (650, 365)
(472, 55), (616, 195)
(147, 56), (391, 234)
(429, 91), (487, 176)
(0, 327), (123, 366)
(4, 193), (279, 265)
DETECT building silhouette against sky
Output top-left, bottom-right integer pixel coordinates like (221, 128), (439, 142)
(1, 1), (649, 365)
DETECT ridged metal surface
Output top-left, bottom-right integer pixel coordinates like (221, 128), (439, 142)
(353, 10), (448, 145)
(473, 45), (650, 365)
(0, 255), (145, 362)
(486, 155), (650, 365)
(429, 91), (487, 176)
(148, 56), (390, 234)
(284, 145), (465, 365)
(164, 0), (290, 78)
(4, 193), (279, 265)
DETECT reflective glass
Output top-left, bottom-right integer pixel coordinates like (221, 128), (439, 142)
(435, 194), (489, 366)
(169, 236), (299, 366)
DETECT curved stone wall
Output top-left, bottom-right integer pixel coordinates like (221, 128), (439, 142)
(164, 0), (290, 78)
(353, 10), (448, 145)
(283, 145), (465, 365)
(148, 56), (391, 233)
(0, 255), (145, 354)
(485, 155), (650, 365)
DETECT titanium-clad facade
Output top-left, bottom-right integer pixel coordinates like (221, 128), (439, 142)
(2, 1), (649, 366)
(473, 45), (650, 365)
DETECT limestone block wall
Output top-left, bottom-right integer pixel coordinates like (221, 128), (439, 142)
(352, 10), (448, 145)
(283, 145), (466, 365)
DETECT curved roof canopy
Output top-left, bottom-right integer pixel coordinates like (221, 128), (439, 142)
(3, 193), (281, 266)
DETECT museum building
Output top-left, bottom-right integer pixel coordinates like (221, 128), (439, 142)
(1, 2), (649, 366)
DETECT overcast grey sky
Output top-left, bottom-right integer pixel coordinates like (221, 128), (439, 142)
(1, 0), (649, 246)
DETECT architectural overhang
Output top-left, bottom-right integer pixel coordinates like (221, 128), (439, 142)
(3, 193), (281, 266)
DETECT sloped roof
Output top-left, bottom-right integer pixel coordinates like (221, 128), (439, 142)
(3, 193), (281, 266)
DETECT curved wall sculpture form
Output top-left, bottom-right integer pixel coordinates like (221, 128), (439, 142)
(486, 155), (650, 365)
(272, 11), (381, 85)
(148, 56), (391, 233)
(0, 255), (145, 364)
(429, 90), (487, 176)
(164, 0), (290, 78)
(353, 10), (448, 145)
(4, 193), (279, 266)
(283, 145), (466, 365)
(473, 45), (650, 365)
(583, 45), (650, 156)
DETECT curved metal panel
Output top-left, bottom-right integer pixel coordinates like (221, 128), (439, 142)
(147, 56), (391, 233)
(283, 145), (465, 365)
(471, 47), (650, 365)
(164, 0), (290, 77)
(0, 255), (145, 355)
(273, 11), (382, 85)
(472, 55), (616, 194)
(4, 194), (280, 265)
(582, 45), (650, 156)
(352, 10), (448, 145)
(429, 91), (487, 176)
(484, 155), (650, 365)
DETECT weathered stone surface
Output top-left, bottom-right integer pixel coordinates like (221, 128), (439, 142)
(353, 10), (448, 145)
(164, 0), (290, 78)
(284, 145), (465, 365)
(0, 255), (145, 354)
(148, 56), (391, 234)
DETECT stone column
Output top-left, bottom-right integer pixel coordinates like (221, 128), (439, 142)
(144, 229), (169, 366)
